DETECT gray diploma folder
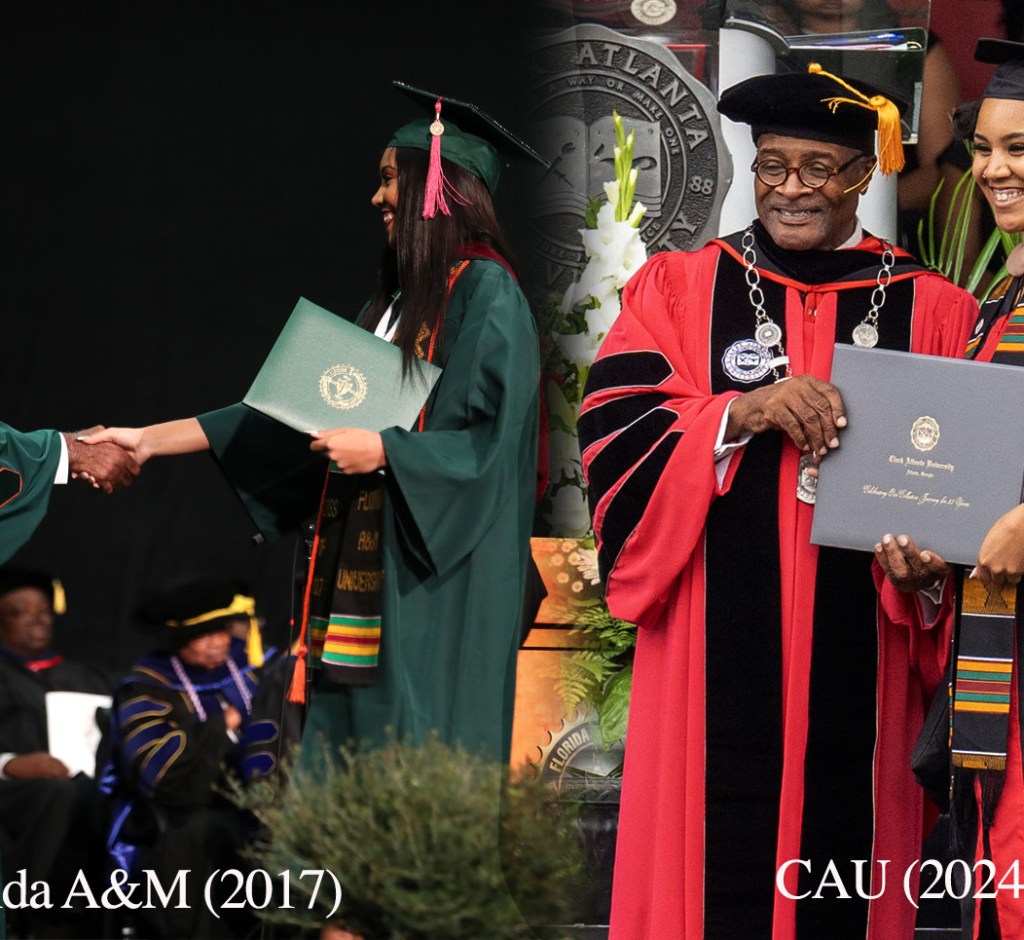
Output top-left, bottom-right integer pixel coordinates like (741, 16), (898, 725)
(243, 297), (442, 433)
(810, 345), (1024, 565)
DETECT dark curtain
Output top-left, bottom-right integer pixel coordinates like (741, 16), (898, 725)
(0, 0), (529, 671)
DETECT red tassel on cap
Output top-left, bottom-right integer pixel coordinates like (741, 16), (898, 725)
(423, 98), (450, 219)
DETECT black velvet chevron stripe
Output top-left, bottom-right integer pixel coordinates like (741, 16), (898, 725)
(585, 350), (672, 395)
(597, 430), (682, 580)
(578, 391), (671, 454)
(586, 408), (677, 528)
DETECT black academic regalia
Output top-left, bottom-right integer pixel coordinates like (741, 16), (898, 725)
(0, 650), (111, 936)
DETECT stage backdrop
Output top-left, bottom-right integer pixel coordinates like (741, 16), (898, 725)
(0, 1), (531, 669)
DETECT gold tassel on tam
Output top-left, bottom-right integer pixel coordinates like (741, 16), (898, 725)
(51, 579), (66, 615)
(807, 62), (906, 174)
(246, 617), (265, 667)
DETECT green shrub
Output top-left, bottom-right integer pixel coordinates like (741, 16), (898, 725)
(238, 735), (581, 939)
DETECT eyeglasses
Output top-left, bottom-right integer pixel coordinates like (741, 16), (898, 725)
(751, 153), (871, 189)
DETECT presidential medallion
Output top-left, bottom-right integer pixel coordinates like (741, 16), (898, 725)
(852, 322), (879, 348)
(754, 321), (782, 349)
(797, 452), (818, 505)
(722, 339), (771, 384)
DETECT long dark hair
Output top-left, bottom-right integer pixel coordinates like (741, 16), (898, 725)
(363, 147), (517, 372)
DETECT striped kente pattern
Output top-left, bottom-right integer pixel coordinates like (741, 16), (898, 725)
(995, 309), (1024, 356)
(321, 614), (382, 669)
(953, 657), (1013, 714)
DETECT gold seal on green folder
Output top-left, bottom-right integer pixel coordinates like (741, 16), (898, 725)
(243, 298), (442, 432)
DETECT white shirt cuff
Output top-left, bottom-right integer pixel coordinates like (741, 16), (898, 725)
(54, 433), (69, 485)
(713, 402), (752, 486)
(0, 752), (17, 779)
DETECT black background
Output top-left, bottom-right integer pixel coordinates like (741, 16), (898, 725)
(1, 1), (531, 669)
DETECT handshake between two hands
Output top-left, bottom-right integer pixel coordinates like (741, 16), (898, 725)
(61, 426), (142, 494)
(59, 423), (388, 493)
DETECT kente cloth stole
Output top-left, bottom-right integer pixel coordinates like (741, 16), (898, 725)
(952, 577), (1018, 772)
(309, 474), (385, 685)
(299, 259), (474, 688)
(991, 303), (1024, 365)
(967, 274), (1024, 363)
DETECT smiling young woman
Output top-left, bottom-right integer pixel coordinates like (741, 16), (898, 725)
(877, 37), (1024, 940)
(80, 87), (547, 771)
(972, 97), (1024, 233)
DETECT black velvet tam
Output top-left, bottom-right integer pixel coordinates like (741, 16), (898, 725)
(137, 575), (253, 647)
(976, 38), (1024, 102)
(718, 70), (902, 155)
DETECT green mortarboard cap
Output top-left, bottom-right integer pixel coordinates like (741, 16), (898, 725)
(389, 81), (548, 197)
(976, 39), (1024, 102)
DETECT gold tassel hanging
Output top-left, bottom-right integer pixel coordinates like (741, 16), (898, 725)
(51, 579), (66, 615)
(246, 617), (265, 667)
(807, 63), (906, 175)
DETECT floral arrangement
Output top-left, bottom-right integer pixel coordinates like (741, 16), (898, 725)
(538, 111), (649, 538)
(534, 112), (649, 751)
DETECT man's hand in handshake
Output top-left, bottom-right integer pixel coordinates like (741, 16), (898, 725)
(62, 426), (141, 493)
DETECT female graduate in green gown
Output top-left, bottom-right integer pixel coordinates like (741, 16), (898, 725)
(83, 91), (542, 767)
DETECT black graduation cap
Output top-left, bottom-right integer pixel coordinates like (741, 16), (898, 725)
(137, 576), (255, 647)
(0, 567), (65, 614)
(976, 39), (1024, 102)
(718, 64), (906, 173)
(388, 81), (549, 195)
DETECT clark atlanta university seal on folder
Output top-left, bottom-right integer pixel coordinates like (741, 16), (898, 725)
(811, 345), (1024, 566)
(243, 297), (442, 433)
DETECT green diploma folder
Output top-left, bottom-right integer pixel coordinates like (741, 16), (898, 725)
(243, 297), (442, 433)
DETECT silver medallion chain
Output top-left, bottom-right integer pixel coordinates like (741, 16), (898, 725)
(740, 229), (894, 505)
(852, 244), (894, 348)
(742, 227), (790, 382)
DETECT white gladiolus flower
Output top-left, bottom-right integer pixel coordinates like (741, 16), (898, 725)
(544, 111), (649, 541)
(627, 200), (647, 228)
(556, 331), (598, 364)
(585, 294), (621, 340)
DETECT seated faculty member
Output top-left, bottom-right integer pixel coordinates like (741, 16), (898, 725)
(103, 577), (291, 939)
(0, 567), (112, 939)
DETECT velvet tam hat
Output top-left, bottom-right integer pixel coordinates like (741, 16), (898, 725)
(718, 64), (906, 174)
(137, 576), (255, 648)
(388, 81), (548, 200)
(976, 38), (1024, 102)
(0, 566), (65, 614)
